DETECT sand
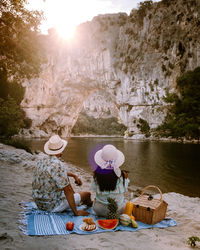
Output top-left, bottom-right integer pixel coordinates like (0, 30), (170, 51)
(0, 143), (200, 250)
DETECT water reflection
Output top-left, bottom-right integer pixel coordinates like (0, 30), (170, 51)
(29, 137), (200, 198)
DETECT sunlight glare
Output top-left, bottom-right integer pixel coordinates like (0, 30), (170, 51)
(44, 0), (78, 40)
(27, 0), (124, 40)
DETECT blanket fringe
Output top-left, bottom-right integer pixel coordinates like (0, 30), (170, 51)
(18, 201), (33, 235)
(18, 225), (28, 235)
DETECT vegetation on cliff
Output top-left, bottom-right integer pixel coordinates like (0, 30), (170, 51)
(137, 118), (151, 138)
(0, 0), (45, 140)
(155, 67), (200, 140)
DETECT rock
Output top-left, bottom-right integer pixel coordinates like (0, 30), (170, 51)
(0, 232), (13, 242)
(21, 0), (200, 138)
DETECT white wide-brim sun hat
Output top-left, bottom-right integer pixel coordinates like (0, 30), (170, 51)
(94, 144), (125, 177)
(44, 135), (68, 155)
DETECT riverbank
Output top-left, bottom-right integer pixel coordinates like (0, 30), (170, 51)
(71, 134), (200, 144)
(0, 143), (200, 250)
(18, 130), (200, 144)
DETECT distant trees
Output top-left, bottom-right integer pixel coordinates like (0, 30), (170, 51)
(0, 0), (46, 138)
(72, 112), (127, 136)
(156, 67), (200, 140)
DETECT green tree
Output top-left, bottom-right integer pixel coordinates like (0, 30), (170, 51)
(0, 97), (26, 137)
(0, 69), (25, 104)
(156, 67), (200, 140)
(0, 0), (46, 81)
(0, 0), (46, 138)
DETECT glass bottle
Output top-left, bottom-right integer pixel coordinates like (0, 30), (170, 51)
(124, 192), (133, 216)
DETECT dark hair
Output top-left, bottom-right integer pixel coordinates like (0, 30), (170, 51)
(94, 170), (118, 192)
(94, 168), (128, 192)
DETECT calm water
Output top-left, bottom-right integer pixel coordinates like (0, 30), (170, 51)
(29, 137), (200, 198)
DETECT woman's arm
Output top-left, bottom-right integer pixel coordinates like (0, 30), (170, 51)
(121, 170), (129, 179)
(67, 172), (82, 186)
(121, 170), (129, 187)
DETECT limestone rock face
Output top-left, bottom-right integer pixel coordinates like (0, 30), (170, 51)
(82, 90), (118, 119)
(21, 0), (200, 138)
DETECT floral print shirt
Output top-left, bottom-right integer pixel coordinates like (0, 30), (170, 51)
(32, 156), (69, 211)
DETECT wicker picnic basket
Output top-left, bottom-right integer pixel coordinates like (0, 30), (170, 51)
(132, 185), (168, 225)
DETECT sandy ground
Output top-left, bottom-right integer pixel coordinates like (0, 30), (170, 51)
(0, 143), (200, 250)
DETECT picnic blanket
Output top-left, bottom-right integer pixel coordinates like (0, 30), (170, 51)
(19, 202), (177, 236)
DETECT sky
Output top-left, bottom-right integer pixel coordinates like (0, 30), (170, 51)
(27, 0), (159, 39)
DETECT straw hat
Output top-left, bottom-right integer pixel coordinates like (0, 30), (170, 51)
(44, 135), (67, 155)
(94, 144), (125, 177)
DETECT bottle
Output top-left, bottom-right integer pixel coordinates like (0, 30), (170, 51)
(124, 192), (134, 216)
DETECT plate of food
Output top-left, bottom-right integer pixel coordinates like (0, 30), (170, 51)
(79, 217), (98, 232)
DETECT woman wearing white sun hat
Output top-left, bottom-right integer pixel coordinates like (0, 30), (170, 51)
(90, 144), (130, 217)
(32, 134), (92, 215)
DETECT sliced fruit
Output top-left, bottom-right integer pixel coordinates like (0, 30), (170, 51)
(97, 219), (118, 230)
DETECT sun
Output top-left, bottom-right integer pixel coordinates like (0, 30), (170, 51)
(43, 0), (79, 40)
(27, 0), (82, 40)
(27, 0), (120, 40)
(55, 23), (76, 40)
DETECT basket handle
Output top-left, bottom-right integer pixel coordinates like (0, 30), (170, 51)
(140, 185), (163, 201)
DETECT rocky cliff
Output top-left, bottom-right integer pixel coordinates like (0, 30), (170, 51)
(21, 0), (200, 138)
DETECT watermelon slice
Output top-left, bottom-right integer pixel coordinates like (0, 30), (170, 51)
(97, 219), (118, 230)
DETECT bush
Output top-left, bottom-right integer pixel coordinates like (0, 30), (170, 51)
(0, 69), (32, 138)
(137, 1), (153, 25)
(162, 64), (167, 72)
(162, 91), (179, 103)
(177, 42), (185, 58)
(155, 67), (200, 140)
(137, 118), (151, 137)
(23, 117), (32, 129)
(154, 79), (159, 85)
(162, 0), (175, 6)
(168, 62), (174, 69)
(149, 82), (154, 91)
(188, 236), (200, 247)
(0, 69), (25, 104)
(0, 97), (27, 138)
(1, 138), (32, 153)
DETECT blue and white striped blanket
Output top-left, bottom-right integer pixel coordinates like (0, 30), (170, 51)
(19, 202), (177, 236)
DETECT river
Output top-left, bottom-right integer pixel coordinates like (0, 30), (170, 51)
(29, 137), (200, 198)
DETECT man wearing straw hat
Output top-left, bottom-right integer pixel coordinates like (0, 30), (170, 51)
(32, 135), (92, 216)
